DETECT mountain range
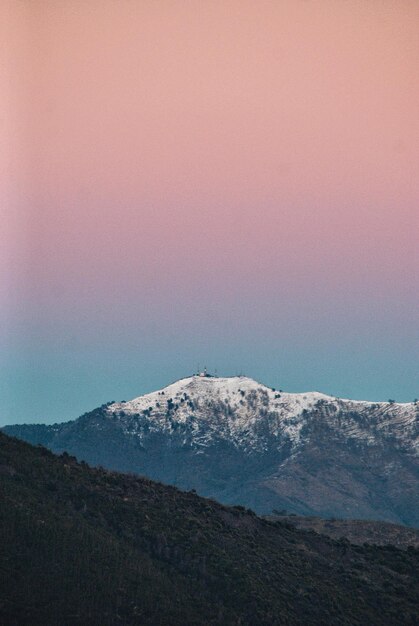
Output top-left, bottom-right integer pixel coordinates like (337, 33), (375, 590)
(4, 375), (418, 525)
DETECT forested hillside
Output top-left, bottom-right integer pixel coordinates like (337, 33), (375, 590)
(0, 432), (418, 625)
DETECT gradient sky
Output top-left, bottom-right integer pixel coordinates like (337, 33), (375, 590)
(2, 0), (418, 424)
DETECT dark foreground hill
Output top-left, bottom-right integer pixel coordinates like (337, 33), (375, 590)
(0, 433), (418, 625)
(5, 376), (418, 525)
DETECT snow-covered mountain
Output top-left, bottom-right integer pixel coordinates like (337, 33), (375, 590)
(107, 375), (417, 453)
(4, 375), (418, 525)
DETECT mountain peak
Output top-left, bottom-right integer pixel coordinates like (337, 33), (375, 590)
(104, 375), (416, 456)
(114, 374), (416, 413)
(116, 374), (334, 410)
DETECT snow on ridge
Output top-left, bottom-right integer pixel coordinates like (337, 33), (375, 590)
(104, 375), (417, 453)
(108, 375), (335, 416)
(108, 375), (417, 415)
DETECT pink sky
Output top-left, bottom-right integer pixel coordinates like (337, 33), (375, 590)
(1, 1), (419, 419)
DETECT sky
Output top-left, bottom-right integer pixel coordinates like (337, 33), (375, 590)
(1, 0), (418, 424)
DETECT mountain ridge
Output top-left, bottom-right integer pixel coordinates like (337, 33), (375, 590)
(4, 374), (418, 525)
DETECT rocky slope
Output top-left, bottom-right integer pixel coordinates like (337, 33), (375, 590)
(4, 375), (418, 524)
